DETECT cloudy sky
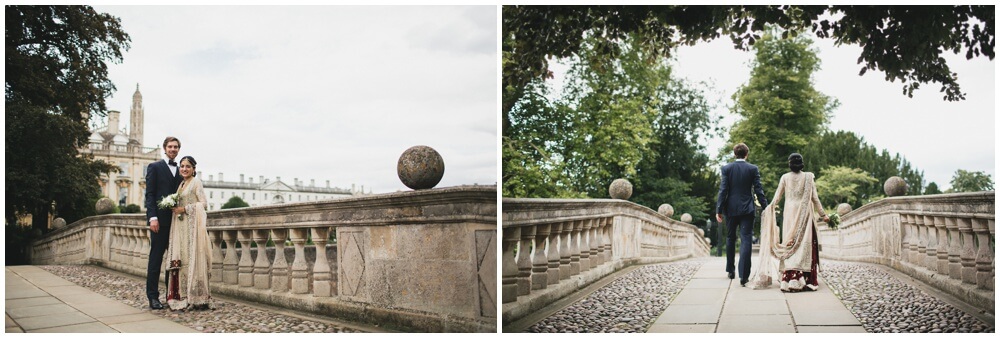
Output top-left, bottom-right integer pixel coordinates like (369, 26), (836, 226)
(549, 23), (994, 192)
(92, 5), (497, 193)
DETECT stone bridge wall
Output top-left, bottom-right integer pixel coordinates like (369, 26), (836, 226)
(30, 186), (497, 332)
(501, 198), (711, 326)
(817, 191), (994, 313)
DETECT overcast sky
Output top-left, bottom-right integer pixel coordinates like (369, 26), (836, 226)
(91, 5), (497, 194)
(549, 28), (994, 192)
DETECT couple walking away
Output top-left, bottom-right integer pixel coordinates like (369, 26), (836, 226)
(145, 136), (214, 311)
(716, 143), (830, 292)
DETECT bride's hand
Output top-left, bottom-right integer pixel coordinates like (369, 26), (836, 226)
(172, 205), (185, 214)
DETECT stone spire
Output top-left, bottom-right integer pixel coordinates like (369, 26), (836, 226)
(129, 83), (144, 144)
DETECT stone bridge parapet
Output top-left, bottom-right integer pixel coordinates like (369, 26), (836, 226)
(501, 198), (711, 326)
(30, 186), (497, 332)
(817, 191), (994, 313)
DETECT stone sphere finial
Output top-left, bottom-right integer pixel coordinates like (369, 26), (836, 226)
(657, 204), (675, 217)
(51, 218), (67, 229)
(609, 178), (632, 200)
(884, 176), (908, 197)
(397, 145), (445, 190)
(96, 197), (115, 215)
(836, 203), (853, 215)
(680, 213), (692, 223)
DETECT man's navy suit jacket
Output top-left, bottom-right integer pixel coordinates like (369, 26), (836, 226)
(144, 159), (181, 224)
(716, 160), (768, 217)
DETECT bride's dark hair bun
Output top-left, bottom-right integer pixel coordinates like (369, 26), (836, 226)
(788, 153), (804, 173)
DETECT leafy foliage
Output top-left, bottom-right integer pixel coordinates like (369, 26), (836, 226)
(948, 170), (994, 192)
(503, 5), (994, 131)
(5, 6), (129, 230)
(924, 182), (942, 195)
(221, 196), (251, 209)
(801, 130), (925, 202)
(727, 30), (837, 196)
(815, 166), (880, 208)
(122, 204), (142, 213)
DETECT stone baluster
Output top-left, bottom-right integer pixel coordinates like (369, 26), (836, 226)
(531, 224), (550, 291)
(973, 218), (994, 290)
(270, 229), (290, 292)
(909, 214), (921, 264)
(590, 220), (603, 267)
(603, 217), (615, 262)
(207, 231), (223, 283)
(252, 229), (271, 290)
(559, 222), (573, 280)
(110, 228), (120, 266)
(222, 230), (239, 285)
(958, 218), (977, 284)
(501, 227), (520, 303)
(311, 227), (333, 297)
(923, 215), (938, 271)
(546, 223), (563, 286)
(289, 228), (310, 294)
(900, 214), (913, 263)
(516, 225), (535, 296)
(915, 216), (926, 266)
(578, 220), (591, 272)
(945, 217), (962, 280)
(934, 216), (949, 273)
(128, 228), (139, 268)
(139, 228), (150, 269)
(569, 220), (582, 276)
(237, 230), (254, 287)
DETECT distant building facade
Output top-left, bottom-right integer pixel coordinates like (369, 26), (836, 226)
(83, 84), (371, 211)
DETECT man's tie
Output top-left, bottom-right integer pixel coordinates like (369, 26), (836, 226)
(168, 160), (177, 166)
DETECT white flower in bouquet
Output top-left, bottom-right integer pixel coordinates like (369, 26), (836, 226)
(158, 193), (183, 220)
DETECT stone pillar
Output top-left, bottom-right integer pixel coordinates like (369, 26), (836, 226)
(139, 228), (150, 269)
(208, 231), (223, 283)
(934, 216), (949, 274)
(237, 230), (254, 287)
(569, 220), (582, 276)
(222, 231), (239, 285)
(546, 223), (562, 286)
(579, 220), (591, 272)
(111, 228), (120, 266)
(124, 228), (136, 268)
(923, 215), (937, 271)
(973, 218), (994, 290)
(908, 214), (920, 264)
(311, 227), (333, 297)
(501, 227), (520, 303)
(603, 217), (614, 262)
(531, 224), (550, 291)
(290, 228), (310, 294)
(901, 214), (913, 263)
(945, 217), (962, 280)
(252, 229), (271, 289)
(958, 217), (977, 284)
(915, 216), (927, 265)
(516, 225), (534, 296)
(270, 229), (289, 292)
(559, 222), (573, 280)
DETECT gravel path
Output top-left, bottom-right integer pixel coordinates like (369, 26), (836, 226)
(39, 265), (362, 333)
(821, 261), (995, 333)
(526, 261), (701, 333)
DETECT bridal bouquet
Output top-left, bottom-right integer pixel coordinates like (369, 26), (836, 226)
(158, 193), (183, 220)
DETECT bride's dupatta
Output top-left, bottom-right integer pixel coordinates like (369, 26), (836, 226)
(748, 174), (818, 290)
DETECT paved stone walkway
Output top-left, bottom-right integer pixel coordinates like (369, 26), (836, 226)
(5, 265), (196, 333)
(648, 256), (866, 333)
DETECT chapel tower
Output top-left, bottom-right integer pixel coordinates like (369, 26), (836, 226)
(129, 83), (144, 145)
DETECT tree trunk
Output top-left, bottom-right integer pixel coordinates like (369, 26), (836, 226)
(32, 204), (49, 233)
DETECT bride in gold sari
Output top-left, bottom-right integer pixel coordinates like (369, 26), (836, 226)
(749, 153), (830, 292)
(165, 155), (214, 310)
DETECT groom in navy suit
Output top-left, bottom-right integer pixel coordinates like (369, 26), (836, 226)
(716, 143), (768, 286)
(144, 136), (182, 309)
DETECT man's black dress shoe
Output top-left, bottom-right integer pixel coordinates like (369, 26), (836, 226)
(740, 279), (748, 287)
(149, 298), (164, 310)
(728, 271), (735, 280)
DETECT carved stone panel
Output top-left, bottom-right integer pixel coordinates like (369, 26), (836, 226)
(475, 230), (497, 318)
(340, 230), (367, 297)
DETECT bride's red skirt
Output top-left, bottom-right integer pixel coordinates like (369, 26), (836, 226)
(780, 225), (819, 292)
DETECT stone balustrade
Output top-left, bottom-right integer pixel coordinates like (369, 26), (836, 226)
(30, 186), (497, 332)
(501, 198), (711, 326)
(816, 191), (994, 313)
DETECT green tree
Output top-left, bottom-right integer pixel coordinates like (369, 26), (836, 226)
(924, 182), (942, 195)
(727, 29), (838, 196)
(503, 5), (994, 130)
(122, 204), (142, 213)
(815, 166), (880, 209)
(221, 196), (250, 209)
(801, 130), (925, 200)
(948, 170), (994, 192)
(6, 6), (130, 231)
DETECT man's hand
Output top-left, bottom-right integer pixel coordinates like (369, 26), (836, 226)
(716, 214), (723, 223)
(823, 215), (831, 223)
(150, 219), (160, 233)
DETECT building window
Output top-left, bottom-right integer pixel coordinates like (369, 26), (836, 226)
(242, 192), (246, 199)
(221, 192), (225, 199)
(210, 191), (214, 198)
(210, 203), (214, 210)
(119, 162), (129, 177)
(253, 193), (256, 200)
